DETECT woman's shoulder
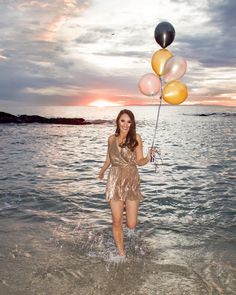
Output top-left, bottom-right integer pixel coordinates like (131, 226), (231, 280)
(108, 134), (116, 144)
(135, 133), (143, 147)
(136, 133), (142, 141)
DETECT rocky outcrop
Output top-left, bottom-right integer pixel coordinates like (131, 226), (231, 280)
(0, 111), (107, 125)
(0, 112), (18, 123)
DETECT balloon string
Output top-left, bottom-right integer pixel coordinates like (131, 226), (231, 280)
(151, 77), (163, 148)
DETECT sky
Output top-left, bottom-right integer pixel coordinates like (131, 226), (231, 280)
(0, 0), (236, 108)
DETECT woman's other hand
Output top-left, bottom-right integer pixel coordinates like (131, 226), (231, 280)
(147, 147), (157, 162)
(98, 171), (104, 180)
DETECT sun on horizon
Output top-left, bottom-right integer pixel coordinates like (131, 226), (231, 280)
(88, 99), (122, 107)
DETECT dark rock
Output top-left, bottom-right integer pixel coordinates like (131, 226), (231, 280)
(18, 115), (50, 123)
(0, 112), (18, 123)
(0, 111), (105, 125)
(47, 117), (87, 125)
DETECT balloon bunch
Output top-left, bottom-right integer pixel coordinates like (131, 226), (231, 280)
(138, 22), (188, 168)
(139, 21), (188, 103)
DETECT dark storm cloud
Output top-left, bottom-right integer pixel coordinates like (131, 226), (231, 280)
(0, 59), (66, 102)
(173, 0), (236, 68)
(175, 34), (235, 67)
(0, 38), (70, 103)
(0, 0), (93, 105)
(209, 0), (236, 29)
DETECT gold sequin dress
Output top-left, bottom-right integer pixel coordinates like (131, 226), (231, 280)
(105, 136), (143, 202)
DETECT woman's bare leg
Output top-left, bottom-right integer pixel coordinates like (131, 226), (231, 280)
(110, 200), (125, 256)
(125, 200), (139, 229)
(110, 199), (125, 256)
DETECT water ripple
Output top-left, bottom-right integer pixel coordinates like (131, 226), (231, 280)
(0, 106), (236, 294)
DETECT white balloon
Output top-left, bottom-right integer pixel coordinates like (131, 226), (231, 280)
(138, 73), (161, 96)
(163, 56), (187, 82)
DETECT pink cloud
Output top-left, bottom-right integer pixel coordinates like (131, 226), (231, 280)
(37, 15), (68, 42)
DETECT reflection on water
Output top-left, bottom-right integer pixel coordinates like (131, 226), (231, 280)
(0, 106), (236, 294)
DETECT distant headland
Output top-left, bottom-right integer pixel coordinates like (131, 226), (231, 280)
(0, 111), (110, 125)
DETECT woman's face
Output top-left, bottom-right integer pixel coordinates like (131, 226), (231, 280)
(118, 113), (132, 134)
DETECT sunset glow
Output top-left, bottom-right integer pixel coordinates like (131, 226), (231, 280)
(89, 100), (122, 107)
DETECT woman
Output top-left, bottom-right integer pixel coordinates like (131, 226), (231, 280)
(98, 109), (153, 256)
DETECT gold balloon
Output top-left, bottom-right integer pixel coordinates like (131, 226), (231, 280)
(163, 80), (188, 105)
(151, 49), (173, 76)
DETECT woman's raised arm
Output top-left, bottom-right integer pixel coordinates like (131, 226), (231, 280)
(135, 134), (150, 166)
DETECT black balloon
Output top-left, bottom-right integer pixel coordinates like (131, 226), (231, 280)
(154, 22), (175, 48)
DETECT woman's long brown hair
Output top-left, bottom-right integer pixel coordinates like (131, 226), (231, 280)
(115, 109), (138, 151)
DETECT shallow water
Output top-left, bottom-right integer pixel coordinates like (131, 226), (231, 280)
(0, 106), (236, 294)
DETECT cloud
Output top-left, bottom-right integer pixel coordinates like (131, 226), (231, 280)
(210, 0), (236, 30)
(173, 0), (236, 68)
(0, 0), (235, 107)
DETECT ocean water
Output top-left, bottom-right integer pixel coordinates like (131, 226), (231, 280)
(0, 105), (235, 295)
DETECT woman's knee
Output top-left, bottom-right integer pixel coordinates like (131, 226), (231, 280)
(126, 219), (137, 229)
